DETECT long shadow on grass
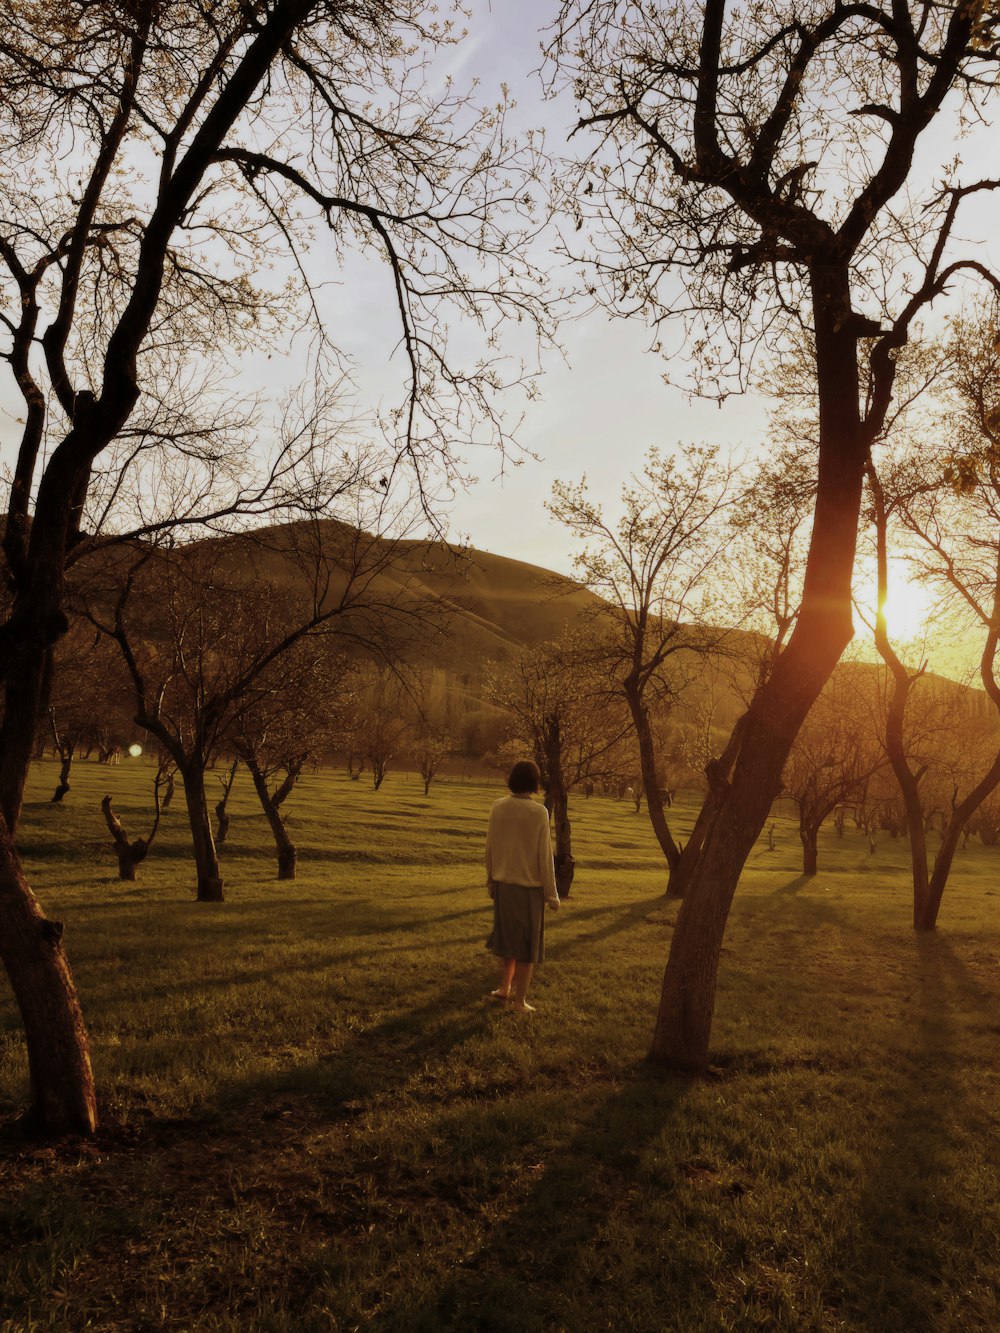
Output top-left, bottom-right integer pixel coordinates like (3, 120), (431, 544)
(546, 894), (674, 959)
(775, 874), (811, 895)
(388, 1067), (693, 1329)
(204, 961), (495, 1122)
(827, 935), (995, 1330)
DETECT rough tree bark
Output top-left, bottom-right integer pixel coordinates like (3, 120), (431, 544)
(0, 817), (96, 1133)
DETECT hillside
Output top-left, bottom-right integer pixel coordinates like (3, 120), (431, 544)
(195, 519), (611, 678)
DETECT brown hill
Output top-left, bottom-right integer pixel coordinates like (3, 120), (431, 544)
(192, 519), (609, 676)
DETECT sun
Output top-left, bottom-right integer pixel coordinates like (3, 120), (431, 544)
(880, 563), (932, 641)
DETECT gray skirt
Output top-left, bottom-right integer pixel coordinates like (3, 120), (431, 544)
(486, 881), (546, 964)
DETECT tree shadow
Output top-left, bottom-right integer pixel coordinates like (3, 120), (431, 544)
(775, 874), (811, 895)
(200, 962), (502, 1121)
(387, 1066), (693, 1329)
(825, 934), (996, 1329)
(547, 894), (675, 958)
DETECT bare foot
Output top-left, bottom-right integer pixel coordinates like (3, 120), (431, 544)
(509, 1000), (536, 1013)
(489, 989), (510, 1001)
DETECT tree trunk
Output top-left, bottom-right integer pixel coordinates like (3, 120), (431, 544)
(919, 753), (1000, 930)
(215, 757), (238, 845)
(181, 764), (224, 901)
(101, 794), (155, 882)
(625, 684), (681, 876)
(0, 817), (97, 1134)
(116, 851), (137, 882)
(550, 784), (575, 899)
(245, 755), (298, 881)
(800, 823), (818, 877)
(0, 457), (97, 1133)
(51, 750), (73, 803)
(651, 270), (864, 1070)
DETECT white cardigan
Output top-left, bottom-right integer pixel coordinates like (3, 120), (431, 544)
(485, 794), (559, 908)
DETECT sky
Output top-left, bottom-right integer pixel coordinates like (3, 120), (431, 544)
(342, 0), (999, 579)
(345, 0), (773, 574)
(1, 0), (997, 598)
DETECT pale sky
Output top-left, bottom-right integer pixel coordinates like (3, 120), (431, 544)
(349, 0), (774, 574)
(433, 1), (1000, 579)
(2, 1), (997, 593)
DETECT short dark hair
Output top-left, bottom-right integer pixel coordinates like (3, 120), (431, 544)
(507, 760), (540, 794)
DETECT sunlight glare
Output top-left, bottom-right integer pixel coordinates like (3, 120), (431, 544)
(881, 565), (931, 641)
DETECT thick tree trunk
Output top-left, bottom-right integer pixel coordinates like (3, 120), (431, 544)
(1, 664), (52, 828)
(116, 851), (137, 882)
(181, 764), (224, 901)
(0, 455), (98, 1133)
(0, 816), (97, 1134)
(652, 270), (864, 1070)
(800, 824), (819, 877)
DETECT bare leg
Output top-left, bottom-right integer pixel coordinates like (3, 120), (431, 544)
(492, 958), (516, 1000)
(511, 961), (535, 1012)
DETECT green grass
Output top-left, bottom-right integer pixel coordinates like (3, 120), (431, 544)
(4, 758), (1000, 1330)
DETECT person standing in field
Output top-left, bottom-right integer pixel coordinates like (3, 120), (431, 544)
(485, 759), (560, 1012)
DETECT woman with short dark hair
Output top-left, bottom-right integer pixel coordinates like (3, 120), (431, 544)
(485, 759), (560, 1012)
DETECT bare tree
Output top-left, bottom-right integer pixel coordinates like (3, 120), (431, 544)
(234, 646), (354, 879)
(214, 760), (240, 848)
(485, 633), (633, 896)
(782, 664), (884, 876)
(867, 313), (1000, 926)
(86, 498), (432, 900)
(549, 445), (736, 894)
(411, 727), (454, 798)
(44, 624), (131, 803)
(551, 0), (1000, 1071)
(100, 759), (172, 882)
(348, 666), (413, 791)
(0, 2), (551, 1133)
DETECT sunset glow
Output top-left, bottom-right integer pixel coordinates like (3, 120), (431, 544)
(881, 571), (933, 642)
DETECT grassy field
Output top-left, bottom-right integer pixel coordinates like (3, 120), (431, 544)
(3, 758), (1000, 1330)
